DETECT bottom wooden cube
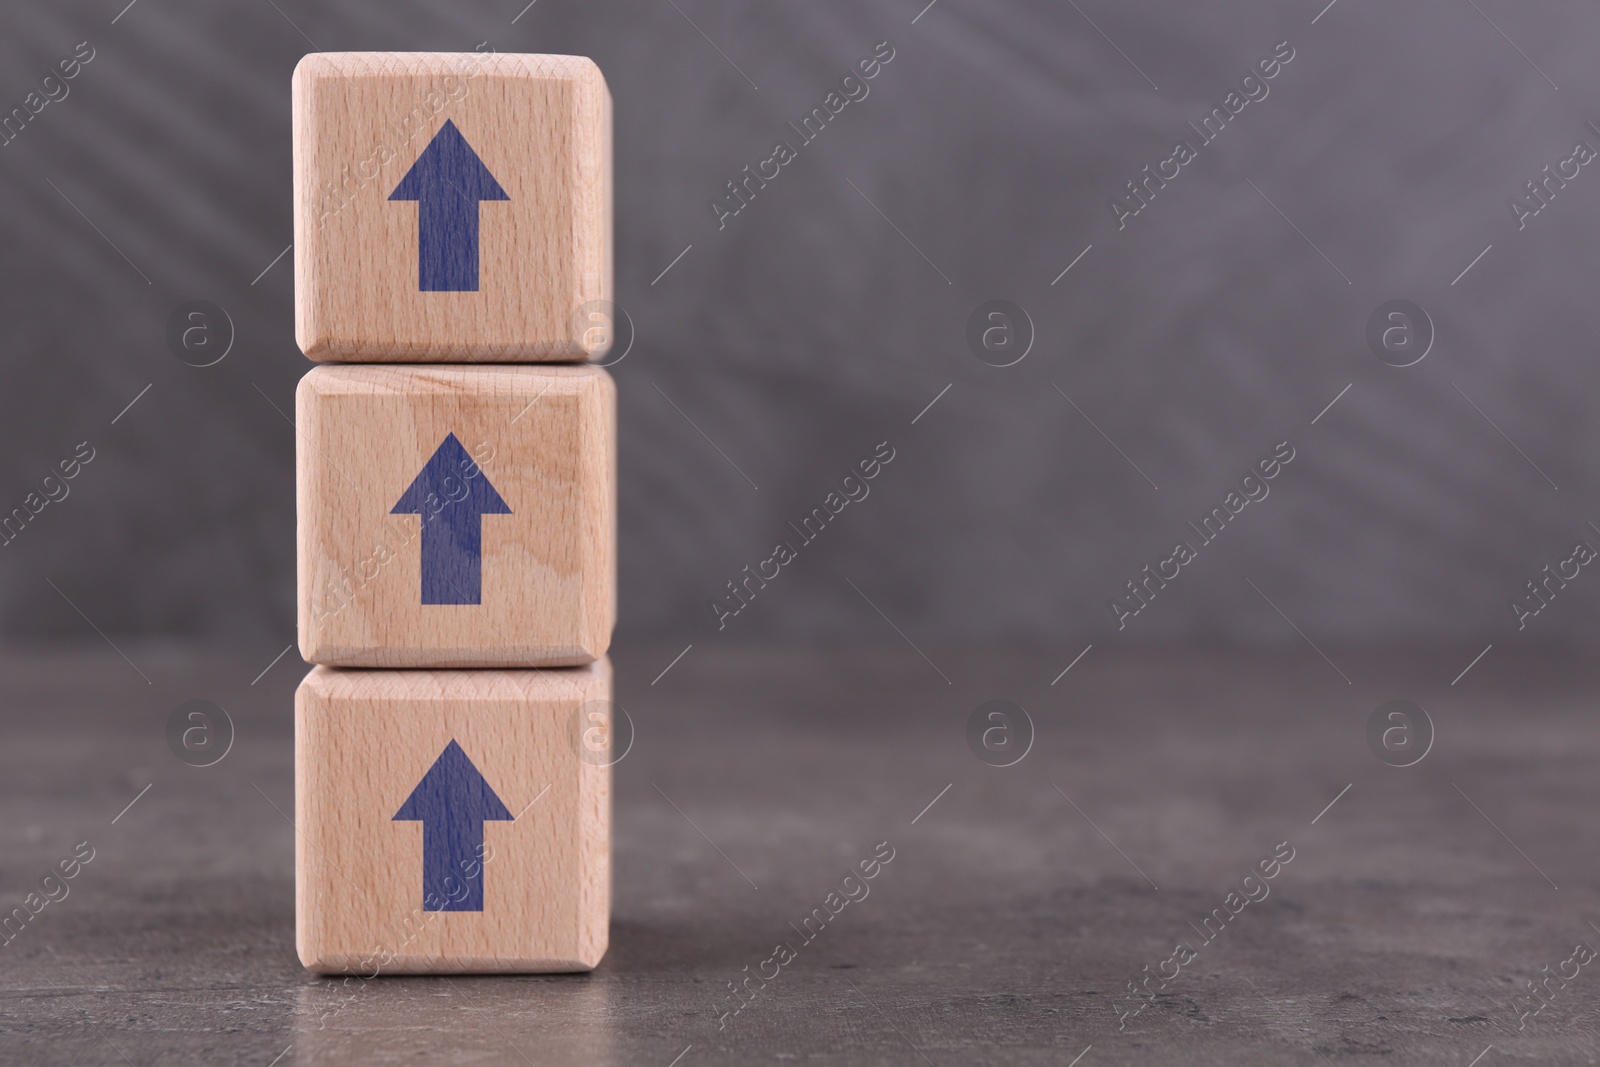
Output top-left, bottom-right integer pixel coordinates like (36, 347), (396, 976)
(295, 661), (612, 974)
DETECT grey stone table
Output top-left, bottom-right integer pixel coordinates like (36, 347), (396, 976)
(2, 641), (1597, 1065)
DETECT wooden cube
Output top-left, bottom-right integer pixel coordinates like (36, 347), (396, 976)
(295, 661), (613, 974)
(292, 52), (612, 361)
(297, 365), (614, 668)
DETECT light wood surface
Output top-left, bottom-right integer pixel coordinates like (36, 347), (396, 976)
(295, 661), (613, 974)
(292, 52), (612, 362)
(296, 364), (615, 668)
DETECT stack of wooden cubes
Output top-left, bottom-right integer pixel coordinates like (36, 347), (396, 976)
(289, 52), (616, 974)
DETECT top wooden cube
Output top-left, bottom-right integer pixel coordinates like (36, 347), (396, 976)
(292, 53), (612, 362)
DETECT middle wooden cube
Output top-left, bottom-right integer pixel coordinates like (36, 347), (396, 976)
(297, 364), (614, 668)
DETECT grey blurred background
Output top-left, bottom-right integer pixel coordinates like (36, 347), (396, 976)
(8, 6), (1600, 1063)
(2, 0), (1597, 657)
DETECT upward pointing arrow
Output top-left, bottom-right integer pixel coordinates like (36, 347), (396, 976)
(392, 433), (511, 605)
(393, 740), (514, 912)
(388, 120), (509, 292)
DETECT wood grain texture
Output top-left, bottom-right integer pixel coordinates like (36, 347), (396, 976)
(296, 364), (615, 668)
(295, 661), (612, 974)
(292, 52), (612, 361)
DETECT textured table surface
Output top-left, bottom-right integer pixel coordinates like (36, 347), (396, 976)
(1, 641), (1596, 1065)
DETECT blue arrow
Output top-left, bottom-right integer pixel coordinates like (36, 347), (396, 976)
(393, 740), (514, 912)
(391, 433), (511, 605)
(388, 119), (509, 292)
